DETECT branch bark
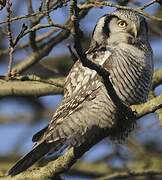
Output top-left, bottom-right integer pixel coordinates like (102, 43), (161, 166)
(152, 68), (162, 89)
(97, 169), (162, 180)
(0, 67), (161, 97)
(79, 0), (162, 21)
(0, 76), (64, 97)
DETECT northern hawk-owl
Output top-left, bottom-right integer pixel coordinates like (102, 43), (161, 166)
(8, 9), (153, 176)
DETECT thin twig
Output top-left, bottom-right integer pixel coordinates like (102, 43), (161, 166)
(27, 0), (38, 51)
(138, 0), (158, 10)
(0, 0), (161, 26)
(0, 29), (60, 58)
(10, 6), (89, 75)
(0, 0), (70, 25)
(6, 0), (14, 77)
(46, 0), (53, 24)
(12, 23), (69, 44)
(13, 24), (28, 46)
(79, 1), (162, 21)
(67, 44), (78, 62)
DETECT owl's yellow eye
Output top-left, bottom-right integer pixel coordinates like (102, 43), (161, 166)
(117, 20), (127, 27)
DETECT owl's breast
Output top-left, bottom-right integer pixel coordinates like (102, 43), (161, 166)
(108, 45), (153, 105)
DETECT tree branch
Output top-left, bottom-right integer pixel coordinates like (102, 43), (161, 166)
(0, 76), (64, 97)
(132, 94), (162, 118)
(152, 68), (162, 89)
(6, 0), (14, 76)
(0, 0), (69, 25)
(10, 5), (90, 75)
(79, 0), (162, 21)
(97, 169), (162, 180)
(11, 27), (70, 75)
(0, 68), (161, 98)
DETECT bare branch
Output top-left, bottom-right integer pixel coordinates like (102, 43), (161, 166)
(152, 68), (162, 89)
(10, 6), (90, 75)
(11, 28), (70, 75)
(0, 76), (64, 97)
(27, 0), (38, 51)
(79, 1), (162, 21)
(6, 0), (14, 76)
(0, 29), (59, 58)
(0, 67), (161, 98)
(132, 94), (162, 118)
(0, 0), (69, 25)
(139, 0), (159, 10)
(97, 169), (162, 180)
(0, 0), (161, 27)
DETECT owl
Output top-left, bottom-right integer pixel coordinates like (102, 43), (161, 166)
(8, 9), (153, 176)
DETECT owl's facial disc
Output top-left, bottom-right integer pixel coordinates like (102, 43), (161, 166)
(91, 10), (148, 48)
(105, 16), (140, 44)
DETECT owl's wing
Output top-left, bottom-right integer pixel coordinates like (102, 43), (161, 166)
(54, 49), (112, 119)
(33, 50), (112, 143)
(64, 49), (112, 99)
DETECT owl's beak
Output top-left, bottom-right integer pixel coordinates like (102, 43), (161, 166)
(132, 24), (138, 38)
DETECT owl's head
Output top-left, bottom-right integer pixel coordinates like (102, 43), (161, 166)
(91, 9), (148, 48)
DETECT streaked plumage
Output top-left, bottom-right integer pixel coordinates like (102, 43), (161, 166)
(8, 9), (153, 176)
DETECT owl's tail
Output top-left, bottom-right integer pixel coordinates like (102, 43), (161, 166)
(7, 141), (53, 176)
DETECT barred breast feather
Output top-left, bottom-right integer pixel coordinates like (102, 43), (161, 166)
(109, 42), (153, 105)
